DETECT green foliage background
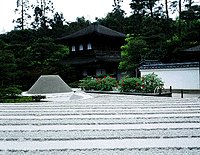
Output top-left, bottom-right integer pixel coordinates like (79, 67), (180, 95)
(0, 0), (200, 92)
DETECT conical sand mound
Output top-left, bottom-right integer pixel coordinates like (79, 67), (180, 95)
(27, 75), (72, 94)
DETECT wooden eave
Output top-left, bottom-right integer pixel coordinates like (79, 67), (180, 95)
(55, 23), (127, 41)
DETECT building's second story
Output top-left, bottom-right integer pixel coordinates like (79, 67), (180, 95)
(56, 22), (127, 58)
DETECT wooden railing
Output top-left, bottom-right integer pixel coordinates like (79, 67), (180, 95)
(68, 50), (122, 58)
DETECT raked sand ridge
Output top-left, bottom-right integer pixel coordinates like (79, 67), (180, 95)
(0, 89), (200, 154)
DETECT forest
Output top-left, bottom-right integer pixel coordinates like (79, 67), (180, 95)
(0, 0), (200, 94)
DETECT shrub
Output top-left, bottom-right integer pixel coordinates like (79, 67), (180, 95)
(141, 72), (164, 93)
(118, 75), (141, 92)
(68, 81), (80, 88)
(80, 73), (164, 93)
(96, 75), (117, 91)
(80, 75), (117, 91)
(79, 76), (95, 90)
(3, 87), (22, 98)
(32, 95), (46, 102)
(93, 74), (115, 78)
(0, 96), (34, 103)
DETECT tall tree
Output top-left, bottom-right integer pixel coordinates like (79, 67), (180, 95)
(113, 3), (126, 32)
(31, 0), (54, 30)
(130, 0), (161, 18)
(130, 0), (146, 16)
(65, 16), (91, 35)
(169, 0), (185, 38)
(141, 17), (167, 60)
(114, 0), (123, 6)
(13, 0), (31, 30)
(31, 6), (42, 29)
(96, 5), (126, 33)
(147, 0), (155, 18)
(165, 0), (169, 20)
(129, 0), (147, 35)
(49, 12), (66, 38)
(178, 0), (182, 38)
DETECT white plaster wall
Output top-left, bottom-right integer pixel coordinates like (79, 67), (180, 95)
(140, 68), (200, 89)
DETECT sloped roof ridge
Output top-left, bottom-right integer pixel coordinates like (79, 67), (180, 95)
(95, 24), (127, 37)
(139, 62), (199, 70)
(182, 45), (200, 51)
(56, 23), (127, 40)
(57, 25), (94, 40)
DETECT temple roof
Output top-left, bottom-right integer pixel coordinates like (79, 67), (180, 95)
(139, 62), (199, 70)
(182, 45), (200, 51)
(56, 22), (127, 40)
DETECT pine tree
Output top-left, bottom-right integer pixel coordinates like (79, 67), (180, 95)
(31, 0), (54, 30)
(13, 0), (31, 30)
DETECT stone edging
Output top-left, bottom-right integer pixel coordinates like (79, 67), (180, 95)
(83, 90), (172, 97)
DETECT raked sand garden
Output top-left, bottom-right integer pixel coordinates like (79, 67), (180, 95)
(0, 88), (200, 154)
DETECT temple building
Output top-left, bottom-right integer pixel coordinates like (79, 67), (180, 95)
(56, 22), (127, 80)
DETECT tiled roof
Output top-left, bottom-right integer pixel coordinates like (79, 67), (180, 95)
(56, 23), (127, 40)
(182, 45), (200, 51)
(139, 62), (199, 70)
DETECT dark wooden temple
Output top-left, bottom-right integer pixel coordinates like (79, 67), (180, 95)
(179, 45), (200, 62)
(56, 22), (127, 80)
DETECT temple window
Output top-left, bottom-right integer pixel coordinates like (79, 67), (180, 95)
(83, 69), (87, 76)
(72, 45), (75, 51)
(79, 44), (83, 51)
(87, 43), (92, 50)
(96, 69), (106, 75)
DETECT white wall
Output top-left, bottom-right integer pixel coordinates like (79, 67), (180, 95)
(140, 67), (200, 89)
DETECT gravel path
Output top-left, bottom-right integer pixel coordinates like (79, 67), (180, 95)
(0, 90), (200, 154)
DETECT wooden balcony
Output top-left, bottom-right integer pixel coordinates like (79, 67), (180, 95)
(94, 50), (121, 56)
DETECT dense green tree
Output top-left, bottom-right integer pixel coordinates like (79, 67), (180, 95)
(128, 0), (162, 36)
(26, 37), (69, 68)
(125, 13), (143, 35)
(6, 29), (37, 44)
(181, 5), (200, 24)
(0, 40), (6, 49)
(50, 12), (65, 29)
(140, 17), (168, 61)
(0, 49), (16, 89)
(63, 16), (91, 36)
(141, 17), (165, 48)
(119, 34), (148, 71)
(97, 5), (126, 33)
(130, 0), (146, 16)
(49, 12), (66, 38)
(15, 37), (71, 89)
